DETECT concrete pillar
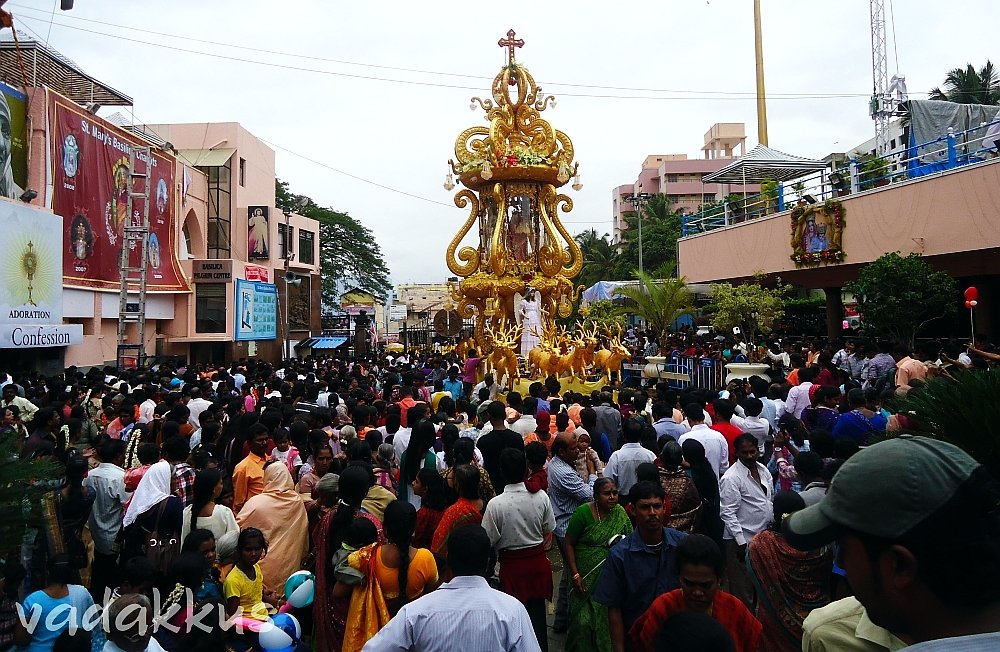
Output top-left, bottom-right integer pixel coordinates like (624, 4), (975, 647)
(825, 287), (843, 342)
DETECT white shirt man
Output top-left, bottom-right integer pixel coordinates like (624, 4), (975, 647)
(509, 412), (537, 438)
(732, 401), (770, 454)
(677, 408), (729, 478)
(604, 437), (657, 496)
(784, 370), (816, 419)
(186, 392), (213, 429)
(719, 454), (774, 546)
(138, 396), (157, 425)
(473, 377), (501, 401)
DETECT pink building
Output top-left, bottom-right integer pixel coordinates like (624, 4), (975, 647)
(2, 34), (321, 369)
(613, 123), (757, 243)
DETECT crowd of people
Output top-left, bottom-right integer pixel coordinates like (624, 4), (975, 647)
(0, 331), (998, 652)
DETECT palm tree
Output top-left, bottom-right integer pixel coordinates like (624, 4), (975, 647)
(615, 194), (683, 278)
(613, 270), (693, 342)
(929, 60), (1000, 105)
(575, 229), (620, 288)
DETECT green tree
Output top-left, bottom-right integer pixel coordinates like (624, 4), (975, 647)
(575, 229), (621, 289)
(613, 271), (694, 342)
(614, 194), (683, 278)
(580, 299), (627, 332)
(844, 252), (957, 347)
(929, 60), (999, 105)
(709, 274), (790, 355)
(276, 180), (391, 310)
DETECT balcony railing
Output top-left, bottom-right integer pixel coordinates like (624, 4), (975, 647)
(682, 118), (1000, 236)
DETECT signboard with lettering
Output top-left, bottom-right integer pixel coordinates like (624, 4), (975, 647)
(389, 304), (408, 321)
(245, 265), (269, 283)
(234, 279), (277, 341)
(192, 260), (233, 282)
(0, 201), (83, 348)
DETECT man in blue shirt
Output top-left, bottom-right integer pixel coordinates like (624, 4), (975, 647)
(594, 480), (686, 652)
(548, 431), (596, 633)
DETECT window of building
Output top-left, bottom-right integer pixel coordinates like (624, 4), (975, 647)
(279, 223), (293, 260)
(239, 158), (246, 187)
(666, 174), (679, 183)
(703, 193), (717, 203)
(298, 229), (315, 264)
(195, 283), (228, 333)
(197, 158), (232, 259)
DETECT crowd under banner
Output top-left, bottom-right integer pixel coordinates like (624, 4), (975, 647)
(48, 90), (189, 293)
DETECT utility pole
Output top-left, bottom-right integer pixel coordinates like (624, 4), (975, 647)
(623, 191), (654, 275)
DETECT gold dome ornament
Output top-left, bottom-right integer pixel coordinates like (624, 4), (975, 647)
(444, 29), (584, 351)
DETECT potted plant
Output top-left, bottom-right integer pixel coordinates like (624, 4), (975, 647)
(859, 155), (890, 190)
(759, 180), (779, 216)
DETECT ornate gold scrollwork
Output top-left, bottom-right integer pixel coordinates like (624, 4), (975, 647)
(447, 190), (481, 277)
(444, 35), (584, 352)
(553, 193), (583, 278)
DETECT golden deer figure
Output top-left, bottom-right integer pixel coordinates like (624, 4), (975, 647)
(592, 325), (632, 385)
(483, 320), (520, 388)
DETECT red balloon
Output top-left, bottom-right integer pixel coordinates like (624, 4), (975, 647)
(966, 300), (974, 308)
(964, 286), (979, 301)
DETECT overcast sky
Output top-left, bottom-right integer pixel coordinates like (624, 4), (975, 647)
(8, 0), (995, 284)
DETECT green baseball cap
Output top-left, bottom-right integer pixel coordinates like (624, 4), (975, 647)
(783, 435), (980, 550)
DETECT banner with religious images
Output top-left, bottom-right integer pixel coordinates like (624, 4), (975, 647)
(0, 81), (28, 201)
(0, 201), (83, 348)
(790, 200), (846, 266)
(247, 205), (270, 260)
(48, 90), (189, 292)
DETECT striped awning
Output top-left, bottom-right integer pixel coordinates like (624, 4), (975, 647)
(296, 336), (348, 349)
(702, 144), (826, 183)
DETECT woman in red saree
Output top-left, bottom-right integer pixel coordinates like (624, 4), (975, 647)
(430, 464), (485, 569)
(313, 466), (383, 652)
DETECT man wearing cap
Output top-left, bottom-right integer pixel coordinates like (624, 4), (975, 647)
(784, 435), (1000, 650)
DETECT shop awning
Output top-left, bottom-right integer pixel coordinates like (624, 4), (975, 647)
(176, 148), (236, 168)
(296, 336), (348, 349)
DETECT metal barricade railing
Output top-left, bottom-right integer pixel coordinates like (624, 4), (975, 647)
(681, 118), (1000, 237)
(647, 355), (726, 392)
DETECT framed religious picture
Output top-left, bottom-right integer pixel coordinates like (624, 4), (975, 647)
(247, 206), (270, 260)
(790, 200), (846, 266)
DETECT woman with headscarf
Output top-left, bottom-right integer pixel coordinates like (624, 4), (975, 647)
(682, 438), (724, 551)
(747, 491), (833, 652)
(235, 462), (309, 596)
(121, 460), (183, 574)
(313, 466), (383, 652)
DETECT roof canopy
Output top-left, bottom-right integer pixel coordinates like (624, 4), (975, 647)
(702, 144), (825, 184)
(0, 31), (132, 106)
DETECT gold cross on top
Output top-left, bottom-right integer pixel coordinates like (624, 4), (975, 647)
(498, 29), (524, 65)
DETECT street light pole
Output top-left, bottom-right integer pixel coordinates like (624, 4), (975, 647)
(623, 191), (654, 275)
(282, 210), (291, 360)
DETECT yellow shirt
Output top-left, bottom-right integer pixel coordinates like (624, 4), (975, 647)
(802, 596), (908, 652)
(223, 563), (269, 621)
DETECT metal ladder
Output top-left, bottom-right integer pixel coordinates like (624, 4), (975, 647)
(116, 146), (152, 370)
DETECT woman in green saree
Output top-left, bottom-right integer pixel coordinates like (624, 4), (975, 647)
(564, 477), (633, 652)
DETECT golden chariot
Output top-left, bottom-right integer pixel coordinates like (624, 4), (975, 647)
(444, 30), (586, 362)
